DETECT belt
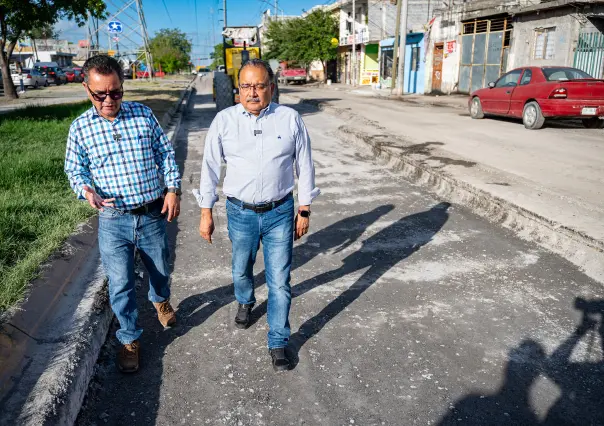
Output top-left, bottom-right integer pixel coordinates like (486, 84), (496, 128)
(227, 193), (292, 214)
(125, 198), (163, 215)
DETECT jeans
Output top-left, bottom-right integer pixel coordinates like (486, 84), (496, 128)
(226, 194), (294, 349)
(98, 201), (171, 344)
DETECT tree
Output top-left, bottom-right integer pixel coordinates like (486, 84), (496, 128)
(263, 10), (338, 81)
(210, 43), (223, 70)
(149, 28), (192, 74)
(0, 0), (105, 99)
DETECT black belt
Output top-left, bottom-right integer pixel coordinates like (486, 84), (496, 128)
(125, 198), (163, 215)
(227, 193), (291, 213)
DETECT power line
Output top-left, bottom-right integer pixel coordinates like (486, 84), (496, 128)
(161, 0), (174, 25)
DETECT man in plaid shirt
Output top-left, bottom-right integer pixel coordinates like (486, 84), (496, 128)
(65, 55), (181, 373)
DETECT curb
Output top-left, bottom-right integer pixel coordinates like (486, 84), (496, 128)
(0, 78), (198, 426)
(285, 94), (604, 284)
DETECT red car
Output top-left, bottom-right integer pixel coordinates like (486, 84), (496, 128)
(64, 67), (84, 83)
(469, 66), (604, 129)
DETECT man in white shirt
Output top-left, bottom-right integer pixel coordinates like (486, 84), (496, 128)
(196, 59), (319, 371)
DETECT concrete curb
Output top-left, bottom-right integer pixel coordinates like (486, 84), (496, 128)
(286, 94), (604, 284)
(0, 78), (198, 426)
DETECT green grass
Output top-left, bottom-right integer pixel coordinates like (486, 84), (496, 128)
(0, 102), (96, 313)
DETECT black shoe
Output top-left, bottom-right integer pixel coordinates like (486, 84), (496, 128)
(269, 348), (290, 372)
(234, 303), (253, 329)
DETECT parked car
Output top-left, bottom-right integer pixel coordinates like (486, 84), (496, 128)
(469, 66), (604, 129)
(11, 68), (48, 89)
(278, 61), (307, 85)
(35, 63), (68, 85)
(64, 67), (84, 83)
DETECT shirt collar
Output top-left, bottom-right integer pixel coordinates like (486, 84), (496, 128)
(89, 101), (129, 123)
(240, 102), (274, 118)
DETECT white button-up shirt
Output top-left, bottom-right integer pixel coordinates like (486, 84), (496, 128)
(195, 103), (320, 208)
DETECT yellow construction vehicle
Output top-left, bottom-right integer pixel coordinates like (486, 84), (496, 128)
(213, 26), (279, 111)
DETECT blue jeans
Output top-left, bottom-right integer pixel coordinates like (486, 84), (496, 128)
(98, 201), (171, 344)
(226, 194), (294, 349)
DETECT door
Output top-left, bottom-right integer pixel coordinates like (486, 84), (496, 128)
(481, 69), (522, 114)
(509, 68), (533, 117)
(432, 43), (444, 93)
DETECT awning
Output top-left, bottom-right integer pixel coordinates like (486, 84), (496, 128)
(380, 33), (424, 49)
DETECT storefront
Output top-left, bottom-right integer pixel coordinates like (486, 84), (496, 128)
(379, 33), (425, 93)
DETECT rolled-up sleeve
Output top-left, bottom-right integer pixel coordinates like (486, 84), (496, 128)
(149, 110), (181, 189)
(195, 113), (224, 208)
(64, 125), (93, 200)
(294, 113), (320, 205)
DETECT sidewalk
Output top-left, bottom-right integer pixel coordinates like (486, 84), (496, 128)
(304, 81), (469, 109)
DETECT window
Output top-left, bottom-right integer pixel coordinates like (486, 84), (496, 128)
(542, 67), (592, 81)
(346, 13), (352, 34)
(495, 69), (522, 88)
(534, 28), (556, 60)
(520, 69), (532, 85)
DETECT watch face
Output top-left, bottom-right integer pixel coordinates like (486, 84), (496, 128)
(299, 210), (310, 218)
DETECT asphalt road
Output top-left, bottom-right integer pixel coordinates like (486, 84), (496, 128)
(76, 78), (604, 426)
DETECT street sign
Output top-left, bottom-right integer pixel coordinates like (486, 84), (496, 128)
(107, 21), (123, 33)
(113, 37), (120, 42)
(107, 50), (117, 57)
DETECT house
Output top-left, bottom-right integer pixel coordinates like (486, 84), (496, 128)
(508, 0), (604, 79)
(11, 39), (77, 69)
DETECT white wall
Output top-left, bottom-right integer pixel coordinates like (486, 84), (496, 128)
(424, 15), (463, 94)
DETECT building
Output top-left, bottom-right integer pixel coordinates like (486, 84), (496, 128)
(424, 0), (535, 94)
(508, 0), (604, 79)
(10, 39), (77, 69)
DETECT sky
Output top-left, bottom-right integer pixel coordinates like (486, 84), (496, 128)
(56, 0), (335, 66)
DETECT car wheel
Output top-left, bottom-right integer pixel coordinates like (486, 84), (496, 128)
(582, 117), (604, 129)
(470, 97), (484, 119)
(44, 80), (49, 87)
(523, 101), (545, 130)
(34, 81), (39, 89)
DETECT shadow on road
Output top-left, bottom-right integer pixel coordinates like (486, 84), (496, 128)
(439, 297), (604, 425)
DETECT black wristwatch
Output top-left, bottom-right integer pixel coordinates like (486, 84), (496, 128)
(166, 187), (182, 197)
(298, 209), (311, 218)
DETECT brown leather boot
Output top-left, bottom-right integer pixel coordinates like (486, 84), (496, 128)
(118, 340), (140, 373)
(153, 300), (176, 328)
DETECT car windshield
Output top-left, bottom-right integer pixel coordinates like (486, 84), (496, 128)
(542, 67), (593, 81)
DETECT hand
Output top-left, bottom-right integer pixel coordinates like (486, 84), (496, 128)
(161, 193), (180, 222)
(294, 209), (310, 241)
(199, 208), (215, 244)
(83, 185), (115, 211)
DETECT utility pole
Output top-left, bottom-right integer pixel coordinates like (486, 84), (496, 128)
(396, 0), (409, 95)
(275, 0), (278, 18)
(223, 0), (227, 29)
(390, 0), (403, 91)
(351, 0), (356, 86)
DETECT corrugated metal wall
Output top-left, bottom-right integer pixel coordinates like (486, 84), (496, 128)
(574, 30), (604, 79)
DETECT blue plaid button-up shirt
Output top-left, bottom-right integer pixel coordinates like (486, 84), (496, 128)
(65, 101), (181, 210)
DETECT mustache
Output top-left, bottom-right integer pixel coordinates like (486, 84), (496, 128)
(246, 97), (261, 102)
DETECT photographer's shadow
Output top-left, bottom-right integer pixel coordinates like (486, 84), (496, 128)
(439, 297), (604, 425)
(542, 297), (604, 425)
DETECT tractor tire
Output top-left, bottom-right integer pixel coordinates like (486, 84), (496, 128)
(214, 72), (234, 112)
(272, 76), (280, 105)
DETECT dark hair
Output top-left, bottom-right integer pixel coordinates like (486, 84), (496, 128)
(82, 55), (124, 83)
(237, 59), (274, 82)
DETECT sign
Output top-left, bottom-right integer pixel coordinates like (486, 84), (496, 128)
(107, 50), (117, 57)
(107, 21), (123, 33)
(446, 40), (456, 54)
(79, 40), (90, 48)
(113, 37), (120, 42)
(331, 37), (339, 47)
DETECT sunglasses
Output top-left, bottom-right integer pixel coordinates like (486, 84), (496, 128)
(86, 84), (124, 102)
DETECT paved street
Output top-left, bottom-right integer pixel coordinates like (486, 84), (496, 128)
(76, 78), (603, 426)
(281, 84), (604, 248)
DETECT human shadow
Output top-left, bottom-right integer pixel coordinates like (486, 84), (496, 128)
(175, 205), (396, 335)
(438, 297), (604, 426)
(246, 204), (396, 327)
(285, 202), (451, 368)
(438, 339), (546, 425)
(542, 297), (604, 425)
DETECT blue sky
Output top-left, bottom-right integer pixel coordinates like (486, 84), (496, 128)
(56, 0), (334, 65)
